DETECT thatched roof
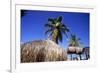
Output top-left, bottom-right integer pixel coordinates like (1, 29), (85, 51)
(21, 39), (67, 62)
(67, 46), (83, 54)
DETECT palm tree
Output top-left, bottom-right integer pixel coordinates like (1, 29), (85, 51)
(68, 34), (82, 60)
(68, 34), (81, 47)
(45, 16), (69, 44)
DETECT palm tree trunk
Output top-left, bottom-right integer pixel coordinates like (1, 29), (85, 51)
(52, 35), (58, 44)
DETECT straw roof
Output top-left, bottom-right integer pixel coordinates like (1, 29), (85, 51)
(67, 46), (83, 54)
(21, 39), (67, 62)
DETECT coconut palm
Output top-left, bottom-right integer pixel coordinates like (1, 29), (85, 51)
(45, 16), (69, 44)
(68, 34), (82, 60)
(68, 34), (81, 47)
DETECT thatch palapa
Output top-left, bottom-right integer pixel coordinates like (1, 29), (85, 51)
(21, 39), (67, 63)
(67, 46), (83, 54)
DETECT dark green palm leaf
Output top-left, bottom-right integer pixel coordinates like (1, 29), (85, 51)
(60, 24), (70, 32)
(57, 16), (62, 22)
(48, 18), (55, 24)
(45, 24), (53, 28)
(58, 30), (63, 42)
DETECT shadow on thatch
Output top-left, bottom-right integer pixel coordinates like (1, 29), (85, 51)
(21, 39), (67, 63)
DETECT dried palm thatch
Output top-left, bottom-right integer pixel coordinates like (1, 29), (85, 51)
(67, 46), (83, 54)
(21, 39), (67, 63)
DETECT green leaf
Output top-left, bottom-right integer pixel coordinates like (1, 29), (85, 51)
(58, 30), (63, 42)
(57, 16), (62, 22)
(48, 18), (55, 24)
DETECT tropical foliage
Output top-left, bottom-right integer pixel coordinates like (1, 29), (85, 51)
(68, 34), (81, 47)
(45, 16), (69, 44)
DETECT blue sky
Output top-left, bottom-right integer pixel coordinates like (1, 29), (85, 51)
(21, 10), (90, 49)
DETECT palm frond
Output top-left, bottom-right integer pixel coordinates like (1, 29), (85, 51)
(48, 18), (55, 24)
(68, 34), (82, 47)
(45, 16), (70, 44)
(57, 16), (62, 22)
(61, 29), (68, 38)
(60, 24), (70, 32)
(45, 24), (53, 28)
